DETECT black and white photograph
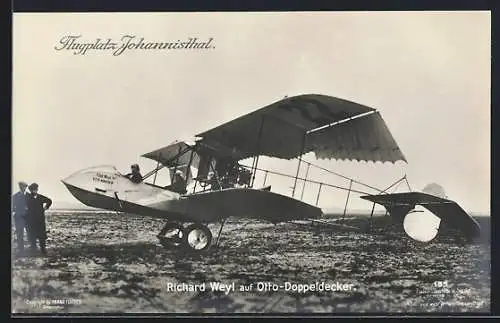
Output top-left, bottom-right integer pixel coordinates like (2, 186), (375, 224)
(11, 11), (490, 314)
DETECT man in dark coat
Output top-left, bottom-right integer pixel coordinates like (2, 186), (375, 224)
(25, 183), (52, 255)
(12, 181), (28, 254)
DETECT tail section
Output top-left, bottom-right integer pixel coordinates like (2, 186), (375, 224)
(360, 186), (481, 242)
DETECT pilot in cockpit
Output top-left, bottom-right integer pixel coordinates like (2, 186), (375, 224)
(235, 168), (252, 188)
(125, 164), (143, 184)
(207, 171), (221, 191)
(165, 170), (187, 194)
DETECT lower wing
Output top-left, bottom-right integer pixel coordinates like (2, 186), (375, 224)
(173, 187), (323, 223)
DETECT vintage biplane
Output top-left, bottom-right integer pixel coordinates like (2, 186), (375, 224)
(62, 94), (481, 251)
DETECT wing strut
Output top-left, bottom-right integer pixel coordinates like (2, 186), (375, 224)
(341, 179), (353, 224)
(185, 148), (195, 183)
(315, 183), (323, 206)
(300, 163), (311, 200)
(368, 201), (376, 233)
(152, 153), (161, 185)
(250, 115), (266, 188)
(292, 131), (307, 197)
(215, 218), (227, 247)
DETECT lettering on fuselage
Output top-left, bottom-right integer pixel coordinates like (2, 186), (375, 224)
(92, 172), (116, 185)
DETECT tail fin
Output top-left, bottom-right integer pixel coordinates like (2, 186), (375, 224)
(422, 183), (447, 199)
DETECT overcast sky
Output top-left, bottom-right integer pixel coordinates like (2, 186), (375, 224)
(12, 11), (490, 213)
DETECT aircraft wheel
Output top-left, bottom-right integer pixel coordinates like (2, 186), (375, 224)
(182, 223), (212, 252)
(158, 222), (184, 246)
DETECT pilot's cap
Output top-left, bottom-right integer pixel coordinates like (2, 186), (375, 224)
(28, 183), (39, 191)
(18, 181), (27, 187)
(131, 164), (140, 170)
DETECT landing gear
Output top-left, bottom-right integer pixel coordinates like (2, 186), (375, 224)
(157, 222), (213, 252)
(157, 222), (184, 248)
(157, 222), (184, 241)
(183, 223), (213, 251)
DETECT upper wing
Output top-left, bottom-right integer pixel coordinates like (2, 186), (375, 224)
(306, 111), (407, 163)
(196, 94), (406, 163)
(360, 192), (481, 238)
(170, 188), (323, 223)
(142, 140), (200, 167)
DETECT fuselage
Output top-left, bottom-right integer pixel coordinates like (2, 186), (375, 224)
(61, 165), (324, 224)
(61, 165), (190, 220)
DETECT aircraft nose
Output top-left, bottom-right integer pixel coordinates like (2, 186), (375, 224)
(61, 171), (82, 188)
(61, 165), (119, 208)
(61, 178), (76, 190)
(61, 165), (119, 192)
(61, 167), (96, 193)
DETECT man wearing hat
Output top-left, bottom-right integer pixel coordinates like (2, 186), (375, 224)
(25, 183), (52, 255)
(12, 181), (28, 254)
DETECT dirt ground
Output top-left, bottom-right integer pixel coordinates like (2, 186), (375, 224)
(11, 212), (490, 313)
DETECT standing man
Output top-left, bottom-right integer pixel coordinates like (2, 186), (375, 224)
(25, 183), (52, 256)
(12, 181), (28, 254)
